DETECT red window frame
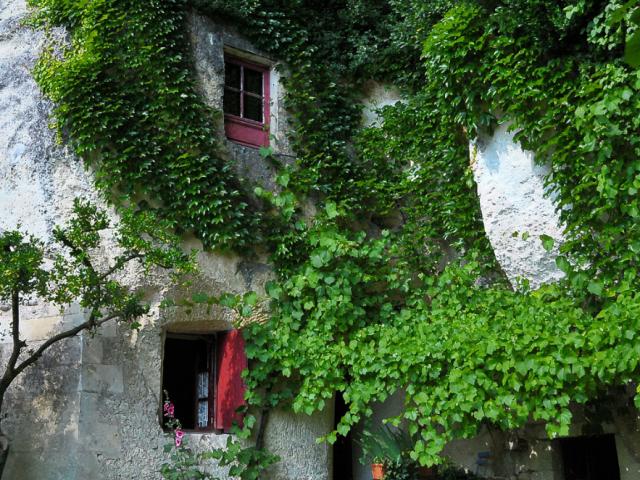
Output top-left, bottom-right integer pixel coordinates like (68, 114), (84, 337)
(223, 56), (270, 148)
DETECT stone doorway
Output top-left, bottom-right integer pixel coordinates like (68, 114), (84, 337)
(558, 434), (620, 480)
(333, 392), (354, 480)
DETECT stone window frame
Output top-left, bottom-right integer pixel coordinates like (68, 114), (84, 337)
(223, 54), (271, 148)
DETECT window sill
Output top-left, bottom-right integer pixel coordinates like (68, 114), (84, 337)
(184, 430), (227, 436)
(182, 431), (236, 448)
(225, 114), (264, 128)
(225, 115), (269, 148)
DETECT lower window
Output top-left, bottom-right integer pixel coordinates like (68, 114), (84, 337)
(162, 330), (247, 432)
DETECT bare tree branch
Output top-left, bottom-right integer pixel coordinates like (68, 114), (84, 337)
(98, 253), (144, 282)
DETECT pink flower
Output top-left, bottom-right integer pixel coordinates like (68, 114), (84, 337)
(163, 402), (175, 418)
(175, 428), (185, 447)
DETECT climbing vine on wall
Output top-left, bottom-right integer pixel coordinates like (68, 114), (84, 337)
(30, 0), (258, 250)
(29, 0), (640, 474)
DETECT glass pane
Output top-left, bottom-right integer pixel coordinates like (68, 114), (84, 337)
(197, 400), (208, 428)
(244, 68), (263, 95)
(197, 371), (208, 398)
(225, 62), (241, 88)
(244, 94), (263, 122)
(224, 88), (241, 116)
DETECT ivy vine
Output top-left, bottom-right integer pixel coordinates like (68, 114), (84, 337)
(30, 0), (259, 250)
(28, 0), (640, 476)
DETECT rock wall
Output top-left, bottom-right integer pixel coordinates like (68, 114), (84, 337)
(471, 123), (565, 289)
(0, 2), (332, 479)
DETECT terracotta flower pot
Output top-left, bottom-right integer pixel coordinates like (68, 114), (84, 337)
(371, 462), (385, 480)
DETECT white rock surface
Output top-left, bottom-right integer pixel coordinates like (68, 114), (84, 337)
(361, 80), (402, 127)
(470, 123), (565, 289)
(0, 0), (97, 241)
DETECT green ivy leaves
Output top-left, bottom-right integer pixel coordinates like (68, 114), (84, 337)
(30, 0), (259, 251)
(29, 0), (640, 473)
(240, 0), (640, 467)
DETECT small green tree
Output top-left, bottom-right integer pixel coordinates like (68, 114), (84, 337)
(0, 199), (194, 478)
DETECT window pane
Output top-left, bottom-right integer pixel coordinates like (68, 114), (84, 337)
(225, 62), (241, 88)
(197, 371), (208, 398)
(244, 94), (263, 122)
(197, 400), (208, 428)
(224, 89), (241, 116)
(244, 68), (263, 95)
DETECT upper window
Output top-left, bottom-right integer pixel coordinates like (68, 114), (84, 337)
(162, 330), (247, 433)
(223, 56), (270, 148)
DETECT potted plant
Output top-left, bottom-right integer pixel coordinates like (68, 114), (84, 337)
(371, 457), (385, 480)
(356, 424), (414, 480)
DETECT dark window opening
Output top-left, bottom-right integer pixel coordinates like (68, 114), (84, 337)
(223, 60), (265, 123)
(162, 335), (216, 431)
(558, 434), (620, 480)
(161, 330), (248, 433)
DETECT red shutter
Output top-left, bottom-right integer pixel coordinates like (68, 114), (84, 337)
(215, 329), (248, 432)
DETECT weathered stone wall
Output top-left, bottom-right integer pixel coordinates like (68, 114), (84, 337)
(470, 123), (565, 289)
(0, 2), (332, 479)
(189, 10), (294, 194)
(360, 81), (402, 128)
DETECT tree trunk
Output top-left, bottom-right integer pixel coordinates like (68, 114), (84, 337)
(0, 381), (9, 479)
(0, 289), (20, 480)
(0, 432), (9, 480)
